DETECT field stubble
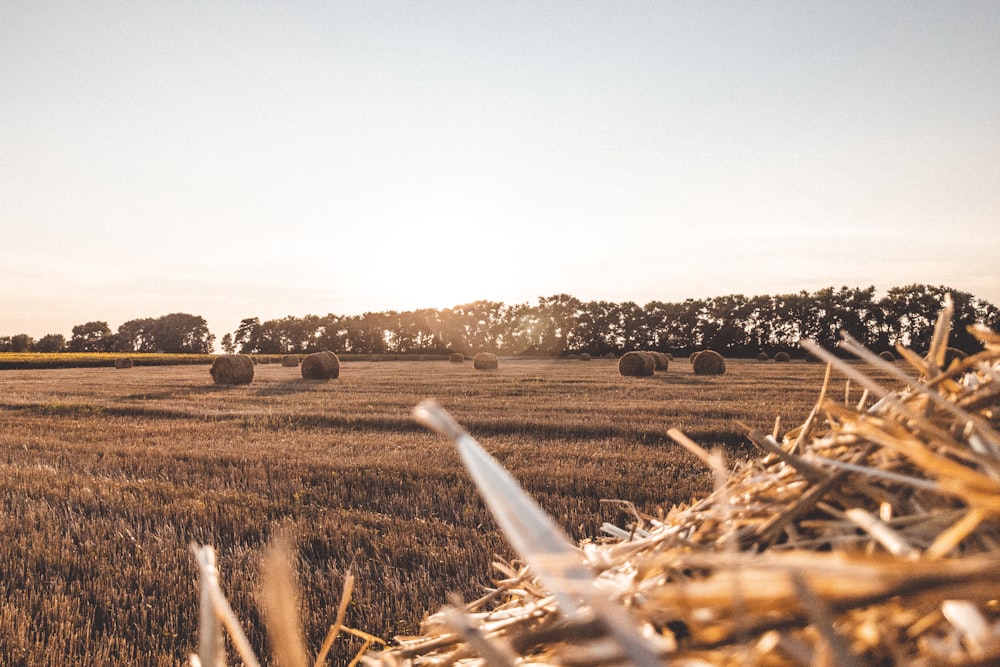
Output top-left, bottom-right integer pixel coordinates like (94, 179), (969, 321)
(0, 358), (894, 664)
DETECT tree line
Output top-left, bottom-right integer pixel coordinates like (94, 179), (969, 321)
(3, 285), (997, 358)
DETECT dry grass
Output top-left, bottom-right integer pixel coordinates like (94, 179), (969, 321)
(0, 357), (888, 664)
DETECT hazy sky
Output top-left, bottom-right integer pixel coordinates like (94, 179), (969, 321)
(3, 1), (998, 342)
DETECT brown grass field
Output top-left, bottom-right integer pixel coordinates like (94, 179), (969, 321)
(0, 357), (902, 665)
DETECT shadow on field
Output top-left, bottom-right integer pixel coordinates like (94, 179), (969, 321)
(121, 385), (223, 401)
(254, 379), (332, 396)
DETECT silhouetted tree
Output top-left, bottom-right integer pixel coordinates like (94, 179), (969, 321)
(234, 318), (264, 353)
(116, 318), (157, 352)
(35, 333), (66, 353)
(69, 321), (113, 352)
(9, 333), (34, 352)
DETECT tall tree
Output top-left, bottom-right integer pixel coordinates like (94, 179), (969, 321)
(152, 313), (214, 353)
(234, 318), (264, 354)
(9, 333), (34, 352)
(116, 318), (157, 352)
(69, 321), (113, 352)
(34, 333), (66, 353)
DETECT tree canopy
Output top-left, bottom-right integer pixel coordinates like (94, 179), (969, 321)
(225, 284), (998, 358)
(3, 285), (997, 357)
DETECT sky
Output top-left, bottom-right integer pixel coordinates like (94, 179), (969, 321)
(2, 1), (999, 345)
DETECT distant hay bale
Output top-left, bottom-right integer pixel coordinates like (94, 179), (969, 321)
(649, 351), (669, 371)
(604, 352), (616, 360)
(281, 355), (299, 367)
(567, 354), (579, 360)
(944, 347), (968, 369)
(259, 355), (271, 364)
(114, 357), (133, 369)
(774, 351), (791, 363)
(301, 351), (340, 380)
(473, 353), (499, 370)
(756, 352), (769, 361)
(879, 350), (895, 362)
(449, 353), (465, 363)
(693, 349), (726, 375)
(579, 352), (592, 361)
(210, 355), (254, 385)
(618, 351), (654, 377)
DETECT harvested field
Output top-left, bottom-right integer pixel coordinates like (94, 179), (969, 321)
(0, 357), (900, 664)
(358, 315), (1000, 666)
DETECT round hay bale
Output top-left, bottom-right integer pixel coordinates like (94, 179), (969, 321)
(649, 351), (669, 372)
(301, 351), (340, 380)
(473, 352), (499, 370)
(114, 357), (133, 369)
(604, 352), (616, 360)
(618, 351), (654, 377)
(756, 352), (769, 362)
(579, 352), (592, 361)
(774, 351), (791, 363)
(281, 354), (300, 367)
(693, 349), (726, 375)
(210, 355), (254, 385)
(878, 350), (895, 362)
(449, 352), (465, 363)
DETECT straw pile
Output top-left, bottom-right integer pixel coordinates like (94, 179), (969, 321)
(361, 297), (1000, 666)
(210, 355), (254, 385)
(473, 353), (499, 370)
(301, 351), (340, 380)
